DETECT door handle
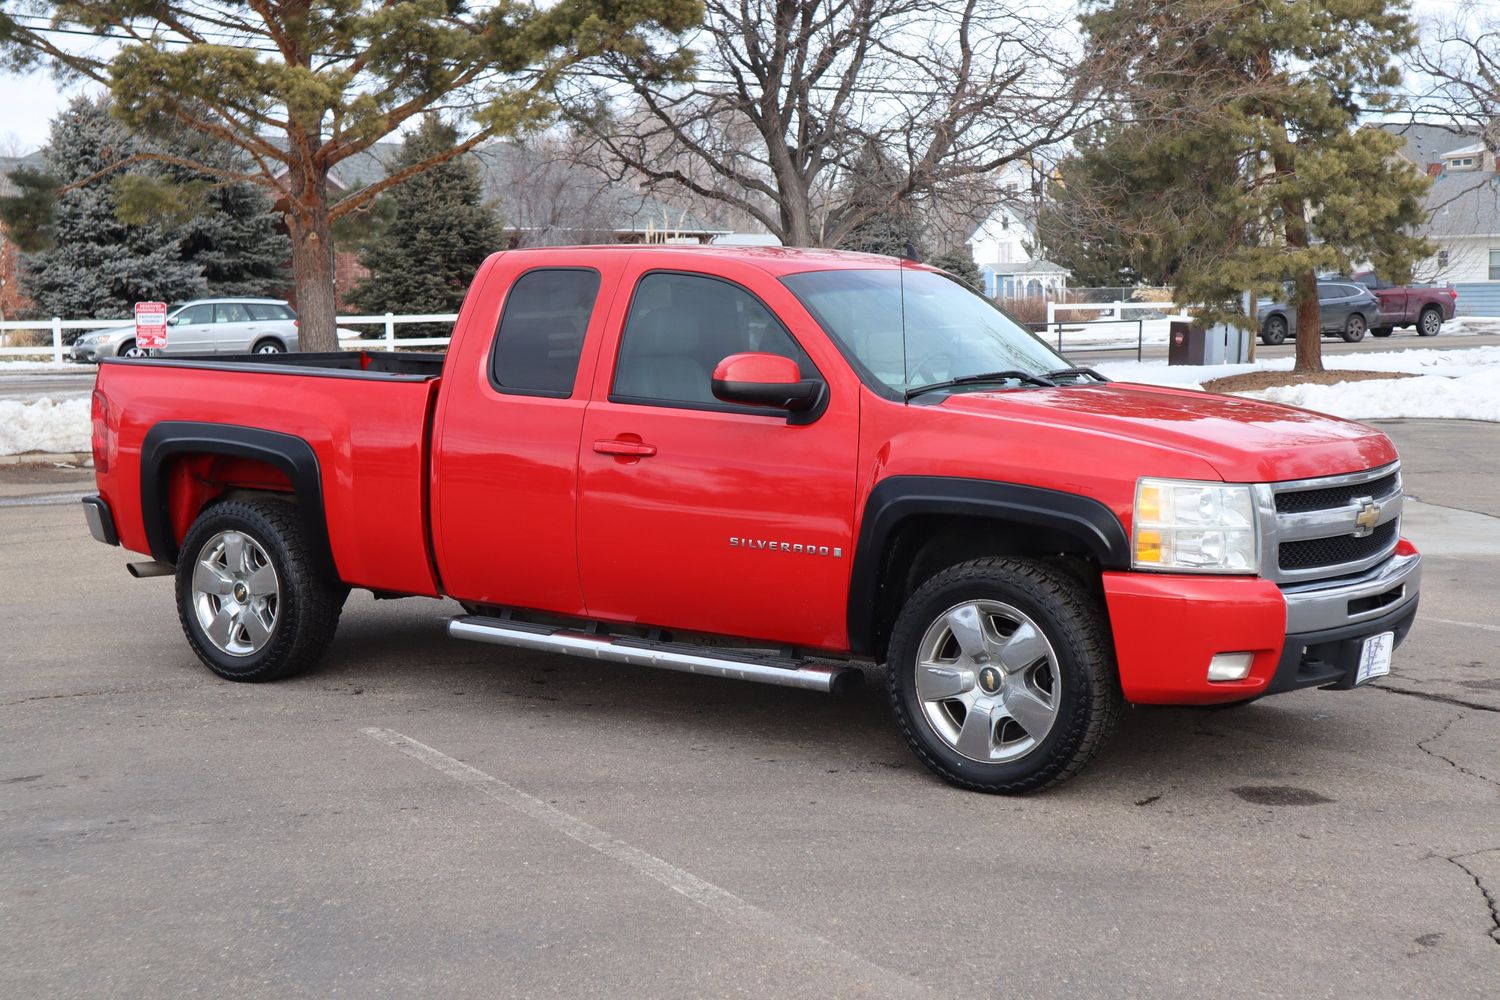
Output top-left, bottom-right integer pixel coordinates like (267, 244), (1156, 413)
(593, 439), (657, 457)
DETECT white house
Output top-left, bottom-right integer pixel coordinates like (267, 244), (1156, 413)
(1383, 122), (1500, 315)
(966, 161), (1070, 299)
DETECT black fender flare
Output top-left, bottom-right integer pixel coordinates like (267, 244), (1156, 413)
(845, 476), (1130, 655)
(139, 421), (337, 580)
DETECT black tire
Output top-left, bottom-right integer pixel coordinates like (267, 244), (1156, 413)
(1260, 315), (1287, 346)
(120, 339), (147, 359)
(175, 498), (345, 682)
(1340, 313), (1367, 343)
(1417, 307), (1442, 337)
(1371, 326), (1393, 338)
(887, 557), (1122, 794)
(252, 338), (285, 354)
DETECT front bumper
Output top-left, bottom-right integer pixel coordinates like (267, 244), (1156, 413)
(1103, 545), (1421, 705)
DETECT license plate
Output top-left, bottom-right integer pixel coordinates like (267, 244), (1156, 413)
(1356, 632), (1394, 685)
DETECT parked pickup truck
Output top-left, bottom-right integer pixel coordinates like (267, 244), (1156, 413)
(1351, 271), (1458, 338)
(82, 246), (1421, 793)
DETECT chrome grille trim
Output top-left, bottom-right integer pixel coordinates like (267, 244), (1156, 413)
(1257, 462), (1403, 584)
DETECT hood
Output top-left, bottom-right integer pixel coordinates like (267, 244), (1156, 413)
(937, 382), (1397, 483)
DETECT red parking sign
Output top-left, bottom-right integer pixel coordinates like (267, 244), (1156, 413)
(134, 301), (168, 350)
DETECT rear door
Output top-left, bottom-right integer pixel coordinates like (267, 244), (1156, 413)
(162, 303), (216, 355)
(1316, 282), (1349, 332)
(431, 256), (616, 616)
(212, 302), (256, 353)
(574, 259), (860, 650)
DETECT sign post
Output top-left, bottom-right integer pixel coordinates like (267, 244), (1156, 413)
(134, 301), (168, 353)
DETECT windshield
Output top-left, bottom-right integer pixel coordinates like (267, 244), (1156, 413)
(781, 268), (1068, 396)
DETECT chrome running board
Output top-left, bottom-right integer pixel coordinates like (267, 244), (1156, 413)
(447, 615), (858, 694)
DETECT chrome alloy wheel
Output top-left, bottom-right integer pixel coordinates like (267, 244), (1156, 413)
(191, 531), (280, 656)
(914, 600), (1061, 763)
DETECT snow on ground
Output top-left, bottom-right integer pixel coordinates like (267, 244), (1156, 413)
(1055, 314), (1500, 350)
(1097, 345), (1500, 423)
(0, 360), (82, 372)
(0, 397), (91, 455)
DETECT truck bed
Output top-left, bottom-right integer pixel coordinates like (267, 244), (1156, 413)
(95, 350), (445, 597)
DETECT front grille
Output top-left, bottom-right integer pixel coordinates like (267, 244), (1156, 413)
(1279, 521), (1398, 571)
(1275, 472), (1399, 513)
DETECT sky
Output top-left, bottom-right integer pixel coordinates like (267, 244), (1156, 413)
(0, 0), (1479, 156)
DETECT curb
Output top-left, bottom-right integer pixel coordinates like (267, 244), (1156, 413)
(0, 452), (93, 467)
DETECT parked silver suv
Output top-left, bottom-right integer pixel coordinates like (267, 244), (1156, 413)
(69, 298), (301, 362)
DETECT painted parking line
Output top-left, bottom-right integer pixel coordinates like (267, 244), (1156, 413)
(361, 726), (929, 999)
(1428, 618), (1500, 634)
(0, 492), (91, 508)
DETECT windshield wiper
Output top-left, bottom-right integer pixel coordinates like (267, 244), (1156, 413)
(905, 370), (1056, 400)
(1042, 367), (1109, 385)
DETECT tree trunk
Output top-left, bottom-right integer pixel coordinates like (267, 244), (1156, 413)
(1291, 265), (1322, 374)
(288, 215), (338, 353)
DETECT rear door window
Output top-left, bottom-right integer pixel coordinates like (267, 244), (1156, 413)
(215, 303), (252, 324)
(490, 268), (602, 397)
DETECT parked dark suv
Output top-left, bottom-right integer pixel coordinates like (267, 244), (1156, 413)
(1257, 281), (1382, 345)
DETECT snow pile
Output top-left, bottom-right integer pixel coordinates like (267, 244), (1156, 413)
(1098, 346), (1500, 423)
(0, 397), (92, 455)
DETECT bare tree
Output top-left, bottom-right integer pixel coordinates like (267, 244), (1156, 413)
(489, 136), (625, 247)
(563, 0), (1092, 248)
(1412, 2), (1500, 153)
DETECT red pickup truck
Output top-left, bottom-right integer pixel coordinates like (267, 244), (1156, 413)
(1351, 271), (1459, 338)
(82, 246), (1420, 793)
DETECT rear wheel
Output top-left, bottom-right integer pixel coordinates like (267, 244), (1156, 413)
(176, 498), (345, 682)
(252, 338), (285, 354)
(887, 558), (1121, 794)
(1340, 313), (1367, 343)
(1418, 307), (1442, 337)
(1260, 315), (1288, 346)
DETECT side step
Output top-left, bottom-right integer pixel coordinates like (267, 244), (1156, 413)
(447, 615), (859, 694)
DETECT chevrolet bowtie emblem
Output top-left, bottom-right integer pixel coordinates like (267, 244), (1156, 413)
(1353, 497), (1381, 536)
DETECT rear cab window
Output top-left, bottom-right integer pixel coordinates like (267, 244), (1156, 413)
(490, 268), (602, 397)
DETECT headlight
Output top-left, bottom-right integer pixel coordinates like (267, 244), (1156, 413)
(1132, 478), (1259, 574)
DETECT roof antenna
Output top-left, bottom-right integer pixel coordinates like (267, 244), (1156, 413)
(902, 241), (921, 263)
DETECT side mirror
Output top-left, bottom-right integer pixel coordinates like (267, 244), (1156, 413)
(711, 353), (825, 416)
(167, 316), (180, 326)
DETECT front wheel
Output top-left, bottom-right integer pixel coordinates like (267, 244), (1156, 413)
(1417, 307), (1442, 337)
(1340, 313), (1367, 343)
(120, 339), (148, 358)
(176, 498), (345, 682)
(1371, 326), (1393, 338)
(887, 558), (1121, 794)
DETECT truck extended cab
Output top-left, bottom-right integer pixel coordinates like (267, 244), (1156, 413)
(1351, 271), (1459, 338)
(82, 246), (1421, 793)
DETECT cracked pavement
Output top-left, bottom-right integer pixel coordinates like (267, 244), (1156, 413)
(2, 420), (1497, 998)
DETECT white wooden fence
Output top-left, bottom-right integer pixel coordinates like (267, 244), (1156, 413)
(0, 312), (461, 363)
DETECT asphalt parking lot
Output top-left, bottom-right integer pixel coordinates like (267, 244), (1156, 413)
(2, 421), (1497, 998)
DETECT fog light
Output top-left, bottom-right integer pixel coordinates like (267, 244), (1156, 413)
(1208, 652), (1254, 682)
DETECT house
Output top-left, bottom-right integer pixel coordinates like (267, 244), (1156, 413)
(966, 161), (1070, 299)
(1382, 121), (1500, 315)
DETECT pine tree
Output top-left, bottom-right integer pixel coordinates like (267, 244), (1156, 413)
(836, 145), (925, 259)
(349, 118), (504, 338)
(929, 247), (984, 293)
(5, 97), (291, 325)
(1076, 0), (1433, 372)
(18, 97), (205, 323)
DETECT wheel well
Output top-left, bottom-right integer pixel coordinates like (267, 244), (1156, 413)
(165, 453), (295, 550)
(867, 514), (1104, 660)
(252, 336), (285, 351)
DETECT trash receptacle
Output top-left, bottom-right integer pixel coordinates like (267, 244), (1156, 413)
(1168, 321), (1207, 365)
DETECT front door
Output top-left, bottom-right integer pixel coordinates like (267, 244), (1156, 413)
(163, 303), (216, 355)
(576, 262), (859, 651)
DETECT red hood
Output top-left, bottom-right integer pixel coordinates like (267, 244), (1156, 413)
(938, 382), (1397, 482)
